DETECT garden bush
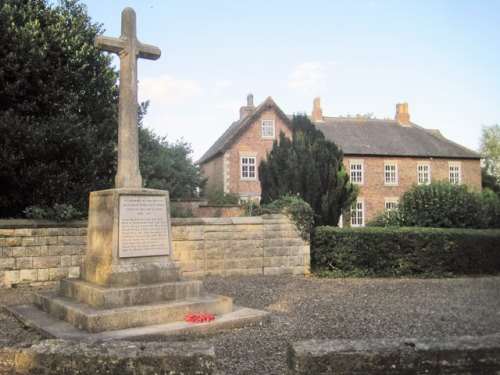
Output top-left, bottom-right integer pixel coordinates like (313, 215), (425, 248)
(368, 182), (500, 229)
(312, 226), (500, 277)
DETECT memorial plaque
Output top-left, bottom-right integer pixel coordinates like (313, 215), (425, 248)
(119, 195), (170, 258)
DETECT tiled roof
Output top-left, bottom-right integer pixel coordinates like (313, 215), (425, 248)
(198, 99), (480, 165)
(315, 117), (480, 159)
(197, 97), (291, 164)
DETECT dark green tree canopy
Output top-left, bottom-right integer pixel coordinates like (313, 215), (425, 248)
(0, 0), (204, 218)
(0, 0), (118, 217)
(259, 114), (356, 226)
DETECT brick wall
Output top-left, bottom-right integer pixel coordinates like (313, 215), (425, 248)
(347, 156), (482, 223)
(0, 214), (310, 288)
(225, 108), (292, 200)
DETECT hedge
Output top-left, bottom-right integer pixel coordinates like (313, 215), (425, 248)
(311, 226), (500, 277)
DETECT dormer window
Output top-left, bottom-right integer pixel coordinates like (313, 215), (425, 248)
(262, 120), (275, 138)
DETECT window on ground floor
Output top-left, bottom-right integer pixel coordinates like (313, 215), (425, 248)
(240, 157), (256, 179)
(351, 200), (364, 227)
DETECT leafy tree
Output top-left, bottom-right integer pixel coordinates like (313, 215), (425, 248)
(0, 0), (118, 217)
(480, 124), (500, 185)
(0, 1), (204, 218)
(139, 123), (204, 197)
(259, 114), (356, 226)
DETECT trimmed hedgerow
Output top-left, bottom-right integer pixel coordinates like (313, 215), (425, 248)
(311, 226), (500, 277)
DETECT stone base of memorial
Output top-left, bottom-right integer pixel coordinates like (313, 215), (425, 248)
(82, 188), (180, 286)
(6, 188), (268, 338)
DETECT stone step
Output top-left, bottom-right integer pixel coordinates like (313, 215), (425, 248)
(36, 292), (233, 333)
(58, 278), (203, 309)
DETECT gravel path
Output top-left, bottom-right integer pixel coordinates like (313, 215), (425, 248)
(1, 275), (499, 374)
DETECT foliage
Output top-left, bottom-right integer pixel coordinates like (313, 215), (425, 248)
(205, 188), (240, 205)
(482, 167), (500, 195)
(169, 203), (194, 218)
(0, 0), (118, 217)
(23, 203), (83, 220)
(312, 226), (500, 277)
(368, 182), (499, 229)
(139, 117), (204, 198)
(261, 195), (314, 241)
(480, 124), (500, 185)
(259, 114), (356, 226)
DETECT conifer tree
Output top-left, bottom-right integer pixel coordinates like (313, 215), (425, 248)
(259, 114), (356, 226)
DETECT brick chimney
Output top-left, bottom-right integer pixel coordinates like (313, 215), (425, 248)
(239, 94), (255, 119)
(395, 103), (410, 125)
(311, 97), (324, 122)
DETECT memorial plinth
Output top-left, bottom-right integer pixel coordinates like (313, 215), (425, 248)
(82, 188), (180, 287)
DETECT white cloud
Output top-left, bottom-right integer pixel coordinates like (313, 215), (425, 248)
(138, 75), (204, 104)
(288, 62), (329, 92)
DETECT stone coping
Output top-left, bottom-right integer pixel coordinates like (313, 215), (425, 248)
(0, 215), (281, 228)
(287, 333), (500, 374)
(0, 339), (215, 374)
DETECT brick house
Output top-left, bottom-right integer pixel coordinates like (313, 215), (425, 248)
(198, 96), (481, 225)
(198, 95), (292, 202)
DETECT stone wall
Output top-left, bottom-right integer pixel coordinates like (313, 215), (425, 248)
(288, 334), (500, 374)
(0, 214), (309, 288)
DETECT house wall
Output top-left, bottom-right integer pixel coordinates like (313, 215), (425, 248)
(346, 156), (482, 223)
(224, 108), (292, 200)
(201, 154), (224, 192)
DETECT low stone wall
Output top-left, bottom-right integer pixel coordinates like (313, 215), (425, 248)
(287, 334), (500, 374)
(0, 339), (215, 374)
(0, 214), (310, 288)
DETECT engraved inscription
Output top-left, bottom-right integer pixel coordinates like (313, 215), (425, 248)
(119, 195), (170, 258)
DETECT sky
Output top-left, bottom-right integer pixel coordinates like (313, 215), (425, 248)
(80, 0), (500, 161)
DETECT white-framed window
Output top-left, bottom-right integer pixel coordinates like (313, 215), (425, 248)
(350, 161), (364, 184)
(449, 163), (461, 184)
(351, 200), (364, 227)
(240, 157), (256, 179)
(384, 197), (399, 211)
(261, 120), (275, 138)
(417, 163), (431, 185)
(384, 163), (398, 185)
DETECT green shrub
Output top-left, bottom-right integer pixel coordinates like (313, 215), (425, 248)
(312, 226), (500, 277)
(368, 182), (500, 229)
(262, 195), (314, 241)
(23, 203), (83, 220)
(170, 203), (194, 218)
(205, 188), (240, 205)
(399, 182), (485, 228)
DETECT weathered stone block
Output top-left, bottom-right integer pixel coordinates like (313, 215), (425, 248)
(11, 247), (26, 257)
(64, 245), (80, 255)
(2, 248), (13, 257)
(64, 228), (78, 236)
(77, 227), (88, 236)
(20, 269), (38, 282)
(22, 237), (36, 246)
(0, 257), (15, 270)
(47, 227), (65, 236)
(264, 257), (288, 267)
(38, 268), (50, 281)
(68, 266), (80, 278)
(49, 267), (64, 280)
(190, 250), (205, 261)
(71, 255), (82, 266)
(29, 228), (47, 236)
(61, 255), (72, 267)
(288, 256), (304, 267)
(0, 237), (5, 246)
(14, 228), (30, 236)
(26, 246), (42, 256)
(58, 236), (77, 245)
(6, 237), (22, 247)
(0, 229), (15, 236)
(48, 245), (65, 255)
(33, 256), (60, 269)
(16, 257), (33, 269)
(4, 270), (20, 285)
(46, 236), (58, 245)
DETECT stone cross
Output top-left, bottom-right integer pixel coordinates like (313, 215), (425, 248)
(95, 7), (161, 188)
